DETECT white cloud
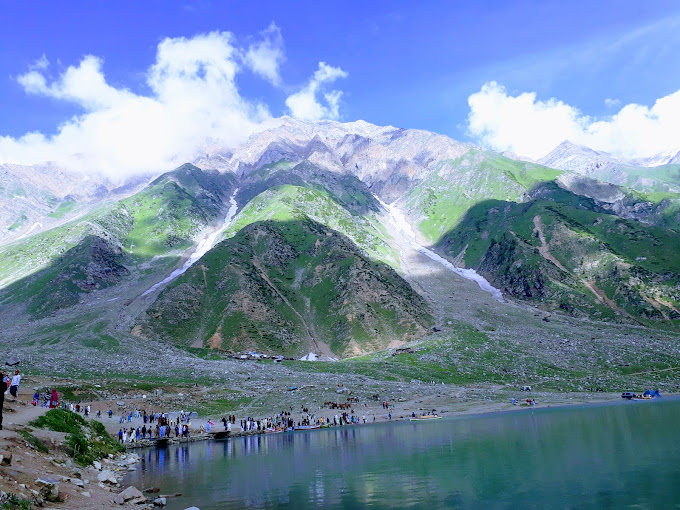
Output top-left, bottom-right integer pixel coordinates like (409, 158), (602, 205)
(285, 62), (348, 121)
(30, 54), (49, 71)
(0, 31), (273, 178)
(604, 98), (621, 108)
(244, 22), (285, 86)
(467, 81), (680, 161)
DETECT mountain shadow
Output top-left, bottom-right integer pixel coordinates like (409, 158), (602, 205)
(237, 160), (381, 216)
(436, 182), (680, 327)
(0, 235), (130, 318)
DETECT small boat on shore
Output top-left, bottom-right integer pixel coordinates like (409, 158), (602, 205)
(409, 415), (442, 421)
(295, 424), (321, 430)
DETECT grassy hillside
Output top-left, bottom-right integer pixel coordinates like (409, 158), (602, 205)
(0, 164), (237, 318)
(135, 218), (433, 357)
(1, 235), (130, 318)
(0, 164), (236, 286)
(437, 183), (680, 325)
(225, 185), (397, 266)
(401, 150), (562, 243)
(237, 160), (381, 215)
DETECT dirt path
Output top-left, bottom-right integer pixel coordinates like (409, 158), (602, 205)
(532, 214), (641, 323)
(533, 215), (568, 272)
(583, 280), (639, 322)
(0, 384), (130, 509)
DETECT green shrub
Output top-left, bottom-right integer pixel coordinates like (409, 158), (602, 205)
(66, 432), (95, 466)
(17, 429), (48, 453)
(89, 420), (125, 455)
(31, 408), (86, 434)
(0, 493), (32, 510)
(32, 410), (123, 465)
(89, 420), (107, 436)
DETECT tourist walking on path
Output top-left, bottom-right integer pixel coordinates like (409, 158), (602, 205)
(9, 370), (21, 399)
(0, 372), (7, 430)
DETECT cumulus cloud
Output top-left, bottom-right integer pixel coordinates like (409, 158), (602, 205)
(244, 22), (285, 86)
(0, 31), (274, 178)
(285, 62), (348, 121)
(467, 81), (680, 161)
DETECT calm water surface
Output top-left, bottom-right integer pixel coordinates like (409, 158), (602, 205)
(124, 398), (680, 509)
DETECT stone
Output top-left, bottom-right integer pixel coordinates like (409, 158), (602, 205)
(35, 477), (61, 487)
(69, 478), (85, 487)
(184, 507), (200, 510)
(126, 453), (140, 465)
(35, 479), (60, 502)
(144, 487), (161, 493)
(154, 497), (167, 506)
(97, 469), (118, 484)
(0, 450), (12, 466)
(81, 491), (91, 498)
(93, 460), (102, 470)
(118, 485), (145, 503)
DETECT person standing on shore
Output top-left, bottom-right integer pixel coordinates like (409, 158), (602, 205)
(9, 370), (21, 400)
(0, 371), (7, 430)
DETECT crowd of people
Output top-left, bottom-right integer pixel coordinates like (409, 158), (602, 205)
(114, 410), (197, 443)
(0, 371), (389, 445)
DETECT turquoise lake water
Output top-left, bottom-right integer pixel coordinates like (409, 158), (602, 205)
(123, 398), (680, 509)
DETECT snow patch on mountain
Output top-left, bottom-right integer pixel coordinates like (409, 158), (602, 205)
(142, 188), (240, 297)
(375, 195), (504, 302)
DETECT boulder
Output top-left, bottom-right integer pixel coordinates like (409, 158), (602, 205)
(113, 485), (145, 505)
(35, 478), (60, 502)
(69, 477), (85, 487)
(0, 450), (12, 466)
(126, 453), (141, 465)
(97, 469), (118, 484)
(35, 477), (61, 486)
(154, 497), (167, 506)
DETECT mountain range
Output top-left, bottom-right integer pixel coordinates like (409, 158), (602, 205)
(1, 117), (679, 363)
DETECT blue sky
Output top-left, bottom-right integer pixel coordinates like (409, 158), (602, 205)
(1, 0), (679, 172)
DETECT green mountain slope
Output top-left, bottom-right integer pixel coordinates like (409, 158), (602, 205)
(0, 164), (237, 317)
(400, 150), (562, 243)
(437, 183), (680, 324)
(1, 235), (130, 318)
(238, 160), (380, 215)
(135, 218), (433, 357)
(225, 185), (397, 266)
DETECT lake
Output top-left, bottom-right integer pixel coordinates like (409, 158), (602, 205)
(124, 398), (680, 509)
